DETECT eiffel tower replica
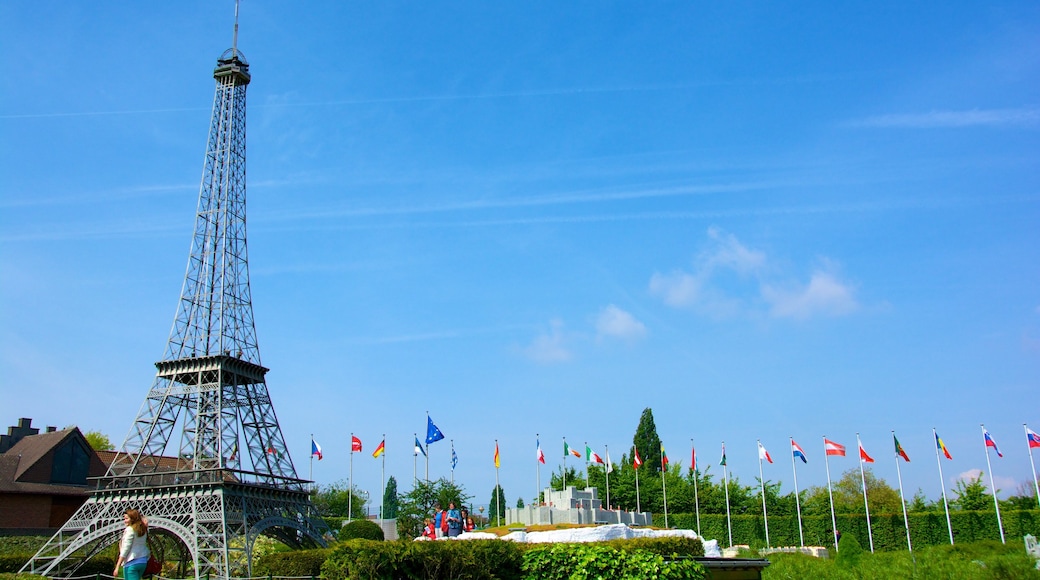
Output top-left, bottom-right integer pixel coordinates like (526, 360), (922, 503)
(24, 10), (328, 580)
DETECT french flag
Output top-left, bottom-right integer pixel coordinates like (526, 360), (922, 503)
(791, 440), (807, 464)
(311, 438), (323, 460)
(983, 429), (1002, 458)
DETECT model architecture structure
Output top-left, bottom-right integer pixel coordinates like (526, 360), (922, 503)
(506, 485), (652, 527)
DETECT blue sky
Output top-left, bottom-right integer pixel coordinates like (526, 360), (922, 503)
(2, 2), (1038, 519)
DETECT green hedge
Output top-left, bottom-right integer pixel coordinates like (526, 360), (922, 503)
(0, 554), (114, 576)
(0, 555), (28, 574)
(667, 509), (1039, 551)
(317, 536), (703, 580)
(254, 548), (331, 577)
(764, 540), (1040, 579)
(338, 519), (384, 541)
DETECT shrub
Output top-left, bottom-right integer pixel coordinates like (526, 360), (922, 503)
(603, 536), (704, 558)
(254, 548), (330, 577)
(338, 519), (384, 541)
(0, 556), (28, 574)
(521, 544), (706, 580)
(835, 533), (863, 568)
(323, 539), (404, 580)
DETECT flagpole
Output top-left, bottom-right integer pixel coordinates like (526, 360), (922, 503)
(1027, 424), (1040, 509)
(757, 440), (769, 547)
(691, 439), (701, 537)
(348, 432), (354, 522)
(981, 424), (1005, 543)
(425, 412), (430, 482)
(562, 437), (568, 490)
(495, 439), (502, 527)
(635, 457), (641, 513)
(934, 428), (955, 544)
(661, 451), (669, 532)
(722, 441), (732, 548)
(790, 437), (804, 547)
(536, 434), (541, 505)
(451, 439), (455, 485)
(413, 433), (418, 487)
(584, 441), (590, 488)
(893, 431), (912, 553)
(309, 433), (314, 487)
(823, 436), (839, 552)
(856, 433), (874, 552)
(605, 444), (611, 510)
(380, 433), (385, 521)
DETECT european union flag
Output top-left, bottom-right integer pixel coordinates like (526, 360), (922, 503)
(426, 415), (445, 445)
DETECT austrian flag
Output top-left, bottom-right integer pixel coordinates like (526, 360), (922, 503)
(824, 439), (846, 457)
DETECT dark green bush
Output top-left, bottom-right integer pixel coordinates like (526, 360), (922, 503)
(605, 535), (704, 558)
(254, 548), (330, 577)
(0, 555), (28, 574)
(338, 519), (384, 541)
(835, 533), (863, 568)
(323, 539), (404, 580)
(522, 544), (706, 580)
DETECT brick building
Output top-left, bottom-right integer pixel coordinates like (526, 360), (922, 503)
(0, 418), (107, 534)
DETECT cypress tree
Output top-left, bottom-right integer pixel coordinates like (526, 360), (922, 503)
(632, 407), (663, 474)
(383, 475), (399, 519)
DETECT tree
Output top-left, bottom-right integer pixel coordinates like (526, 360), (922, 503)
(801, 468), (902, 515)
(632, 408), (662, 474)
(952, 472), (990, 511)
(488, 485), (507, 527)
(516, 497), (525, 508)
(84, 430), (113, 451)
(311, 480), (367, 519)
(383, 476), (399, 519)
(396, 478), (470, 539)
(549, 466), (581, 491)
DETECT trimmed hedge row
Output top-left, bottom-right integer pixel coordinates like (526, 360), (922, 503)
(254, 548), (331, 577)
(317, 536), (705, 580)
(667, 509), (1039, 551)
(0, 553), (114, 575)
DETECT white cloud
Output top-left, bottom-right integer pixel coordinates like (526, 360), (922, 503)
(522, 319), (572, 364)
(705, 226), (766, 274)
(850, 107), (1040, 129)
(649, 270), (701, 307)
(595, 305), (647, 341)
(762, 271), (859, 319)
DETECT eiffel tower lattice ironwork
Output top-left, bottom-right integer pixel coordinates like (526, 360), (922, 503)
(24, 25), (328, 580)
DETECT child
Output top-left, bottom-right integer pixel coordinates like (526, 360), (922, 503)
(421, 518), (436, 540)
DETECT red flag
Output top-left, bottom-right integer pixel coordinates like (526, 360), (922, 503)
(351, 436), (362, 452)
(633, 447), (643, 469)
(691, 445), (697, 471)
(859, 443), (874, 463)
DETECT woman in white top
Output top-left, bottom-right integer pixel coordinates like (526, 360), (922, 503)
(113, 509), (150, 580)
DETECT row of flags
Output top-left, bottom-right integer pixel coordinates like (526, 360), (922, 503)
(309, 425), (1040, 472)
(310, 415), (448, 461)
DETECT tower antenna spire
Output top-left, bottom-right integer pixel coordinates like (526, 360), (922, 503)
(232, 0), (240, 58)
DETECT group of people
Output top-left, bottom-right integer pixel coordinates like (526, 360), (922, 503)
(421, 501), (475, 539)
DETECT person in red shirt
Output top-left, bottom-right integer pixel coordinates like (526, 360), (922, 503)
(421, 518), (436, 540)
(461, 509), (474, 532)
